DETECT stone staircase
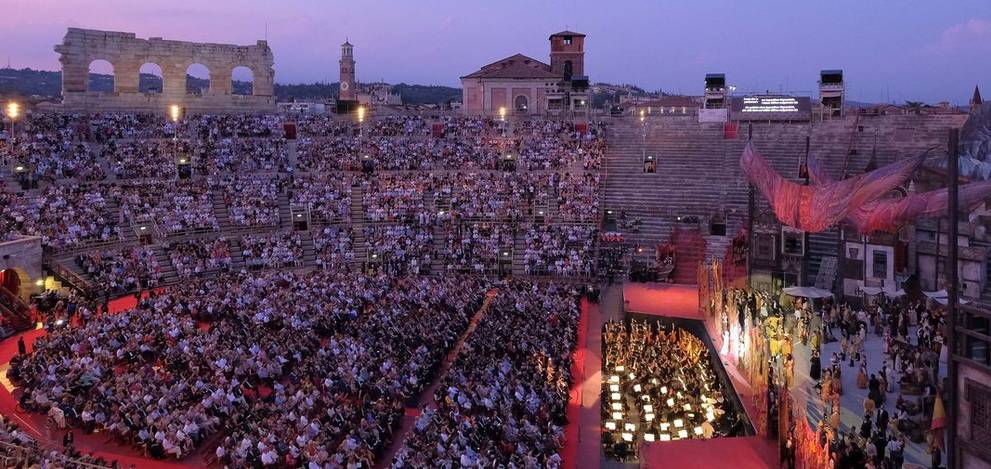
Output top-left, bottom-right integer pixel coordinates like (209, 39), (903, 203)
(299, 230), (317, 269)
(807, 229), (840, 288)
(277, 190), (291, 230)
(0, 286), (35, 332)
(602, 113), (965, 285)
(212, 195), (235, 233)
(512, 229), (527, 276)
(153, 245), (179, 286)
(349, 182), (368, 269)
(671, 226), (706, 284)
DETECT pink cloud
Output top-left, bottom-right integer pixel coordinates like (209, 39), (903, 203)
(923, 18), (991, 55)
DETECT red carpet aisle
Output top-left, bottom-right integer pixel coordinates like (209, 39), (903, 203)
(374, 290), (497, 468)
(561, 297), (590, 469)
(0, 291), (207, 468)
(622, 283), (700, 319)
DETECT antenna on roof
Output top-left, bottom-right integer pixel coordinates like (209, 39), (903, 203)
(265, 22), (268, 41)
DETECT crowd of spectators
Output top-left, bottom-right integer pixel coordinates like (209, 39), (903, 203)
(11, 272), (491, 466)
(362, 225), (434, 275)
(0, 184), (121, 249)
(0, 415), (120, 468)
(313, 226), (354, 271)
(209, 137), (288, 173)
(116, 181), (218, 235)
(394, 281), (580, 467)
(76, 245), (161, 294)
(442, 172), (548, 221)
(105, 140), (179, 180)
(291, 174), (352, 223)
(167, 238), (233, 279)
(555, 172), (601, 222)
(362, 174), (433, 223)
(523, 224), (596, 277)
(439, 222), (513, 274)
(212, 174), (287, 227)
(240, 231), (303, 269)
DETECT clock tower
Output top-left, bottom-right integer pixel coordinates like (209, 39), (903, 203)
(339, 40), (357, 102)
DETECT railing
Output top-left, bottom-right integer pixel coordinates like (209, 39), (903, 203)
(45, 260), (99, 298)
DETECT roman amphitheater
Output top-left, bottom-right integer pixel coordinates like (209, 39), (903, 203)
(0, 26), (987, 469)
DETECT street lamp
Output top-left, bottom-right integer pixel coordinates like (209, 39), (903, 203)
(169, 104), (181, 162)
(499, 106), (506, 121)
(640, 108), (647, 160)
(5, 101), (19, 152)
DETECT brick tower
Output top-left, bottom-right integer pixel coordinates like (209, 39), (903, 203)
(549, 31), (585, 80)
(339, 40), (357, 101)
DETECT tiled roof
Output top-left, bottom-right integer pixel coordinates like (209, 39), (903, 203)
(549, 30), (585, 38)
(462, 54), (561, 80)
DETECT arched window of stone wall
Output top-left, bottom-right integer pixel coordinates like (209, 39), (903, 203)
(186, 63), (210, 95)
(139, 63), (163, 94)
(515, 95), (529, 112)
(88, 59), (114, 92)
(232, 66), (254, 96)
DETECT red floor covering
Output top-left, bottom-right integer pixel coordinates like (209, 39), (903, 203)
(622, 283), (700, 320)
(640, 435), (777, 469)
(561, 296), (590, 469)
(0, 292), (209, 468)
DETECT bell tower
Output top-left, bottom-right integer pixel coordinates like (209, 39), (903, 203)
(339, 40), (357, 101)
(549, 31), (585, 80)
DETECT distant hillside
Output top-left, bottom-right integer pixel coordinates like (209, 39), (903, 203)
(0, 67), (461, 105)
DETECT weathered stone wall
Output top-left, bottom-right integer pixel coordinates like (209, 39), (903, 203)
(55, 28), (276, 114)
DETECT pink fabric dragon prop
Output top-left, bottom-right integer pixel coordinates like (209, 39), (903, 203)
(807, 153), (991, 233)
(741, 142), (991, 233)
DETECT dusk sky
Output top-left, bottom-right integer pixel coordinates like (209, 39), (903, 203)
(2, 0), (989, 104)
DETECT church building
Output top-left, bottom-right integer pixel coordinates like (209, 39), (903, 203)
(461, 31), (590, 116)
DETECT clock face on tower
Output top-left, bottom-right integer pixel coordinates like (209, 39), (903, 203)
(341, 82), (350, 91)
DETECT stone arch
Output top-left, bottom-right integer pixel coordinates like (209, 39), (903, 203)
(88, 59), (115, 92)
(186, 63), (210, 95)
(231, 66), (254, 95)
(57, 28), (276, 112)
(0, 268), (25, 298)
(139, 62), (164, 94)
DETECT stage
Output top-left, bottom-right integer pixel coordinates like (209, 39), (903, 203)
(640, 435), (777, 469)
(616, 282), (776, 468)
(622, 283), (700, 320)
